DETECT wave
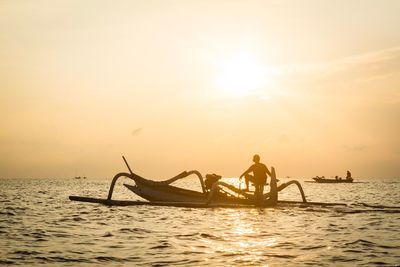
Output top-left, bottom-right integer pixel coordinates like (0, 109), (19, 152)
(274, 241), (297, 248)
(262, 253), (297, 259)
(118, 227), (152, 234)
(150, 244), (172, 249)
(345, 239), (375, 246)
(199, 233), (225, 241)
(345, 239), (400, 249)
(95, 256), (134, 262)
(102, 232), (113, 237)
(338, 209), (400, 214)
(148, 259), (201, 266)
(0, 259), (15, 264)
(300, 245), (327, 250)
(13, 250), (40, 255)
(358, 203), (400, 209)
(0, 211), (15, 216)
(33, 256), (91, 263)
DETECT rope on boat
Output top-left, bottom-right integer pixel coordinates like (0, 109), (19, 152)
(206, 180), (307, 205)
(206, 181), (254, 204)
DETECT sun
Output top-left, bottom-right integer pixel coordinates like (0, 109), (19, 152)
(213, 53), (273, 98)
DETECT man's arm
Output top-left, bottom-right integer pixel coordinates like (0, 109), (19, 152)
(240, 165), (253, 178)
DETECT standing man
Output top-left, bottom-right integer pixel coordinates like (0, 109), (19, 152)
(240, 154), (271, 204)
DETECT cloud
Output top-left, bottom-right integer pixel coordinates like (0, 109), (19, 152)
(131, 128), (143, 136)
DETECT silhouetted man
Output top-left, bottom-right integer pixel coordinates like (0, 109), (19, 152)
(240, 154), (271, 204)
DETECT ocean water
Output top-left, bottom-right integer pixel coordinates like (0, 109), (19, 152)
(1, 176), (399, 266)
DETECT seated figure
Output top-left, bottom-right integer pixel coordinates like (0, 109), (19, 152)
(204, 173), (222, 191)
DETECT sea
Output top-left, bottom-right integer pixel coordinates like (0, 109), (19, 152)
(1, 176), (399, 266)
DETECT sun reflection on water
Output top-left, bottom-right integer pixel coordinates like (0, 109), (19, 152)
(200, 208), (280, 265)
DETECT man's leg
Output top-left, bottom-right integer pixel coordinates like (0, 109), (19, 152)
(255, 184), (265, 205)
(244, 175), (254, 191)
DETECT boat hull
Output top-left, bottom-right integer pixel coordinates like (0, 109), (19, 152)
(312, 178), (353, 183)
(124, 183), (206, 203)
(124, 182), (250, 205)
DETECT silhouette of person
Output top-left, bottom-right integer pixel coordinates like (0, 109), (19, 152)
(346, 170), (352, 179)
(240, 154), (271, 204)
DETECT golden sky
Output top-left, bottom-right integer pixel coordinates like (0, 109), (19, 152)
(1, 0), (399, 179)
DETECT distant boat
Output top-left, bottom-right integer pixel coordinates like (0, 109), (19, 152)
(312, 176), (353, 183)
(74, 176), (87, 180)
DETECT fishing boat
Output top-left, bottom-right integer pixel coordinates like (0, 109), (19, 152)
(312, 176), (353, 183)
(69, 156), (347, 208)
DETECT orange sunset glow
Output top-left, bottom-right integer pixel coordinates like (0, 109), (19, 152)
(1, 2), (400, 267)
(1, 1), (399, 180)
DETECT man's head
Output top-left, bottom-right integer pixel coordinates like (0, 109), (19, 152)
(253, 154), (260, 163)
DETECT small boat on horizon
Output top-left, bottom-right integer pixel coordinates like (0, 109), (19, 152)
(312, 176), (354, 183)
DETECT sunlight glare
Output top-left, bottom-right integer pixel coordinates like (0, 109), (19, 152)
(214, 54), (274, 98)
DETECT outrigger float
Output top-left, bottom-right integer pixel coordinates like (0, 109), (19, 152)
(69, 156), (347, 208)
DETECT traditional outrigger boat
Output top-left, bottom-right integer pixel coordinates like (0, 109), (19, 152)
(69, 156), (347, 208)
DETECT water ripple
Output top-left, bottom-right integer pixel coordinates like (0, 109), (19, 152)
(1, 178), (399, 266)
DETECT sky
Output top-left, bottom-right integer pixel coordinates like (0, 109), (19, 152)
(1, 0), (399, 179)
